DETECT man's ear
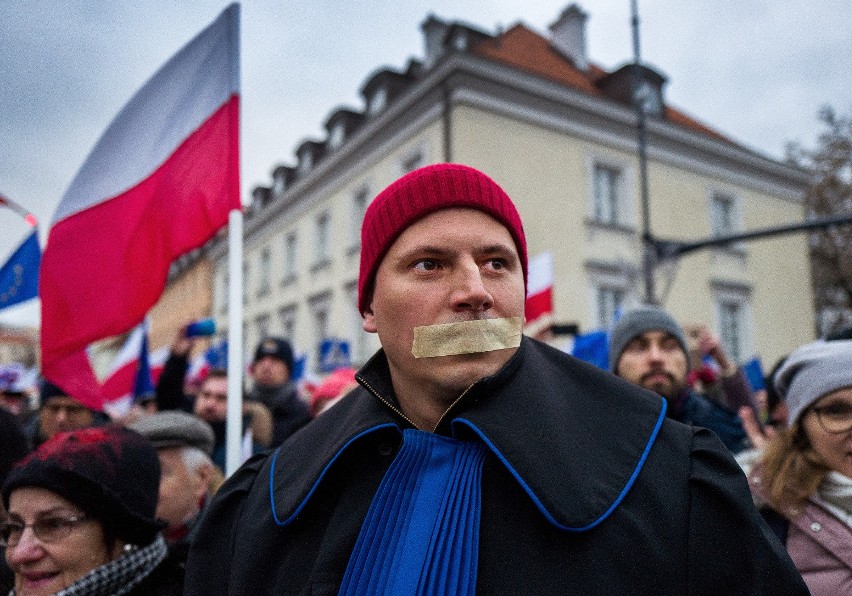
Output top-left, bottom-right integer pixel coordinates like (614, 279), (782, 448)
(362, 303), (378, 334)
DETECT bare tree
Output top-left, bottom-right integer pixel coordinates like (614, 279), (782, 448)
(787, 107), (852, 336)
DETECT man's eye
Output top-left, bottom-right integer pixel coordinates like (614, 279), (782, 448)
(485, 259), (506, 270)
(413, 260), (438, 272)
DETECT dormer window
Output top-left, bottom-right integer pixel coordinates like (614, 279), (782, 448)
(451, 32), (467, 51)
(633, 79), (663, 117)
(298, 151), (313, 174)
(597, 63), (667, 119)
(273, 176), (285, 196)
(367, 87), (387, 115)
(328, 122), (345, 150)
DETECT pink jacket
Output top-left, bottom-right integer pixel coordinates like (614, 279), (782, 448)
(749, 469), (852, 595)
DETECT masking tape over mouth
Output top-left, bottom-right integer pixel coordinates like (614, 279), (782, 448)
(411, 317), (523, 358)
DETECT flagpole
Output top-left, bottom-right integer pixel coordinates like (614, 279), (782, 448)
(223, 2), (243, 478)
(226, 209), (244, 476)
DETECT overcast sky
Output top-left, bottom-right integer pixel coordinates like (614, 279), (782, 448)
(1, 0), (850, 327)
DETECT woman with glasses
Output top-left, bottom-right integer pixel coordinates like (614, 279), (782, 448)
(742, 340), (852, 595)
(1, 425), (183, 596)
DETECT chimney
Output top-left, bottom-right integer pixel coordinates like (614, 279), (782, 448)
(549, 4), (589, 71)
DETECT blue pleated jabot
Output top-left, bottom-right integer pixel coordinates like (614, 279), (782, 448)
(338, 428), (487, 596)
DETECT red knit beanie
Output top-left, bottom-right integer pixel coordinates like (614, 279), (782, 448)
(358, 163), (528, 314)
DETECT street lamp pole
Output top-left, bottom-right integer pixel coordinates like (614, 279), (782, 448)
(631, 0), (655, 305)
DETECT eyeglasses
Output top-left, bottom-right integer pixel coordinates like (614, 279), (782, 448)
(0, 515), (89, 547)
(810, 402), (852, 434)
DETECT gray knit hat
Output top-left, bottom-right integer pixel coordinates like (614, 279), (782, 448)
(129, 411), (215, 456)
(609, 305), (689, 373)
(774, 339), (852, 426)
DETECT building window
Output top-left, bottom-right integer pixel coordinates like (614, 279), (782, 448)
(350, 186), (370, 250)
(596, 287), (626, 330)
(713, 284), (753, 365)
(310, 293), (332, 370)
(347, 283), (371, 365)
(218, 271), (228, 314)
(273, 175), (286, 197)
(255, 314), (270, 341)
(328, 123), (345, 150)
(257, 247), (271, 297)
(298, 150), (313, 175)
(367, 87), (387, 116)
(278, 305), (297, 342)
(710, 192), (738, 237)
(586, 263), (636, 330)
(591, 164), (623, 226)
(242, 261), (249, 305)
(401, 150), (424, 174)
(282, 232), (298, 284)
(314, 211), (331, 267)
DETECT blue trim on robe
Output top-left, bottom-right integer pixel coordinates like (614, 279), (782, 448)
(270, 423), (400, 527)
(451, 397), (667, 532)
(269, 399), (666, 533)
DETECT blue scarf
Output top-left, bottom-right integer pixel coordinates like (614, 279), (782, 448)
(339, 429), (486, 595)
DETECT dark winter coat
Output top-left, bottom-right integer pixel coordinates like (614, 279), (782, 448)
(185, 338), (806, 595)
(246, 381), (311, 447)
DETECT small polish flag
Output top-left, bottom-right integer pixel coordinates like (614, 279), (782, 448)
(524, 252), (554, 337)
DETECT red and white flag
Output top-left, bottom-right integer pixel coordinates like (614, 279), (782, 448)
(524, 251), (554, 337)
(101, 321), (169, 416)
(39, 4), (241, 409)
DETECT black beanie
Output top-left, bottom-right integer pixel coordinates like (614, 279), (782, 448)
(2, 425), (162, 545)
(253, 337), (294, 373)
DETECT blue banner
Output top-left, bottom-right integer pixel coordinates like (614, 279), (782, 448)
(571, 330), (609, 370)
(742, 357), (766, 392)
(0, 230), (40, 310)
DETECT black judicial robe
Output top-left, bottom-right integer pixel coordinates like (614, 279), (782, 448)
(185, 338), (806, 595)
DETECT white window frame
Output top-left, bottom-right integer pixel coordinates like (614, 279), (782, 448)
(349, 184), (370, 250)
(314, 211), (331, 267)
(367, 87), (387, 116)
(586, 263), (638, 330)
(346, 282), (371, 366)
(708, 188), (744, 241)
(255, 313), (271, 341)
(257, 247), (271, 297)
(398, 142), (429, 175)
(282, 231), (298, 284)
(277, 304), (297, 342)
(309, 292), (332, 371)
(328, 122), (345, 150)
(712, 283), (754, 365)
(242, 260), (250, 305)
(586, 156), (634, 229)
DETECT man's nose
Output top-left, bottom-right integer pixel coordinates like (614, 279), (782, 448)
(646, 344), (666, 362)
(450, 261), (493, 312)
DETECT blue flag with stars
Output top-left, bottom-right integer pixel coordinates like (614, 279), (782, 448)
(0, 230), (40, 310)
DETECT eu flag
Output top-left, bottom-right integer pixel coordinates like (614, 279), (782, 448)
(0, 230), (40, 310)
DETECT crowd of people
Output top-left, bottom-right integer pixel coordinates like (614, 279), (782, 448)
(0, 163), (849, 594)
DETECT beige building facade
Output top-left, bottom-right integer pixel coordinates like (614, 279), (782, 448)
(212, 4), (813, 372)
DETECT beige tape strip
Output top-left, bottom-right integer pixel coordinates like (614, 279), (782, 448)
(411, 317), (523, 358)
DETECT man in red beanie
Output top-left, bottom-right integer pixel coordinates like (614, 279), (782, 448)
(186, 164), (805, 595)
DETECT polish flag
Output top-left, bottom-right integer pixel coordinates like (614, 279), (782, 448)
(524, 252), (554, 337)
(39, 5), (241, 409)
(101, 322), (171, 417)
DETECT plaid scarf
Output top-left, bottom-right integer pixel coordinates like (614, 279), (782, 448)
(8, 534), (168, 596)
